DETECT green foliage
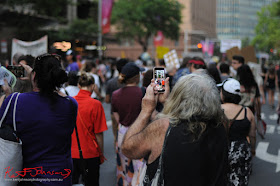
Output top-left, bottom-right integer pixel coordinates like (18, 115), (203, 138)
(4, 0), (98, 41)
(252, 2), (280, 53)
(54, 19), (98, 40)
(242, 37), (250, 48)
(111, 0), (182, 51)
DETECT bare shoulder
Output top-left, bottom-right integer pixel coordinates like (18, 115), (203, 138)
(245, 107), (254, 121)
(144, 118), (169, 136)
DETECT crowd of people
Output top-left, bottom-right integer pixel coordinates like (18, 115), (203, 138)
(0, 50), (279, 186)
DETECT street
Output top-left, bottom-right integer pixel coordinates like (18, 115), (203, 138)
(249, 99), (280, 186)
(100, 96), (280, 186)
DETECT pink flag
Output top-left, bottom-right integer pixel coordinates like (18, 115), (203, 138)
(102, 0), (114, 34)
(154, 31), (164, 46)
(201, 41), (214, 56)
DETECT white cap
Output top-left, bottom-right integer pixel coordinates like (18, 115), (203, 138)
(217, 78), (241, 95)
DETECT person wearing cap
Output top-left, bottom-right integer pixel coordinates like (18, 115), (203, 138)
(219, 78), (256, 186)
(105, 58), (129, 145)
(65, 49), (79, 72)
(188, 56), (206, 73)
(111, 62), (145, 186)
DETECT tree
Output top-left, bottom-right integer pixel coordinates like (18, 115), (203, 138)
(2, 0), (99, 41)
(251, 2), (280, 53)
(54, 18), (98, 41)
(111, 0), (182, 52)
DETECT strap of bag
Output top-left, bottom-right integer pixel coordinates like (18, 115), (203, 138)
(77, 111), (106, 162)
(0, 92), (17, 127)
(154, 124), (172, 184)
(75, 122), (84, 160)
(67, 98), (84, 160)
(13, 93), (20, 132)
(228, 107), (244, 128)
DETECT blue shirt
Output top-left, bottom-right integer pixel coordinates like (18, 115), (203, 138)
(0, 92), (77, 185)
(172, 67), (191, 86)
(66, 62), (79, 72)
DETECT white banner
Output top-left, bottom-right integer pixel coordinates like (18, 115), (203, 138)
(11, 35), (48, 63)
(220, 39), (241, 53)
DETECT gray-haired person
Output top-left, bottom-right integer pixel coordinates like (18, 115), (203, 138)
(122, 73), (228, 185)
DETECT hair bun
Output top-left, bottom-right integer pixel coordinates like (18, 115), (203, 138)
(78, 72), (95, 87)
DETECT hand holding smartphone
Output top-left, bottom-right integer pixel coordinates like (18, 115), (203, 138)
(153, 67), (166, 93)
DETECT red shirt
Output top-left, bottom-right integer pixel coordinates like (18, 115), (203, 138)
(71, 90), (108, 159)
(111, 86), (142, 126)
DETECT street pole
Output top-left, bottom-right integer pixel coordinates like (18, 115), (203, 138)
(98, 0), (102, 61)
(184, 30), (188, 57)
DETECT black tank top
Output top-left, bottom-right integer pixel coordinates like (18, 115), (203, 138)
(146, 122), (228, 186)
(229, 108), (251, 141)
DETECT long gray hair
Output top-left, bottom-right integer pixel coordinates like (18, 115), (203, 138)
(158, 73), (224, 140)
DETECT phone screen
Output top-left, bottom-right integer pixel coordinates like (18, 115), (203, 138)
(7, 66), (24, 78)
(154, 67), (165, 92)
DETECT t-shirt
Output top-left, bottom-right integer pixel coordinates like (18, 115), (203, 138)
(66, 62), (79, 72)
(111, 86), (142, 127)
(72, 90), (108, 159)
(0, 92), (77, 184)
(60, 85), (80, 97)
(90, 73), (101, 99)
(106, 77), (125, 99)
(172, 68), (190, 86)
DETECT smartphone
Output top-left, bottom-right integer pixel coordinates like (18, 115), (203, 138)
(7, 66), (24, 78)
(153, 67), (165, 93)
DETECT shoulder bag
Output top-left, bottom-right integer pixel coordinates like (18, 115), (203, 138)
(67, 97), (87, 178)
(0, 92), (22, 186)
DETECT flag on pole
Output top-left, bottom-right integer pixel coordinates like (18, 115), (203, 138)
(154, 31), (164, 46)
(102, 0), (114, 34)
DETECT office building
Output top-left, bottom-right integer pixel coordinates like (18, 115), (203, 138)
(217, 0), (278, 40)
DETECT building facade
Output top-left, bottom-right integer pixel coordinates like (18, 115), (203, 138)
(217, 0), (278, 40)
(106, 0), (217, 59)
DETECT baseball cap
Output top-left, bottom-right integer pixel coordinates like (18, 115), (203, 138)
(121, 62), (145, 79)
(217, 78), (241, 95)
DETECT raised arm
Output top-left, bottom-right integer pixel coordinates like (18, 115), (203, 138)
(247, 107), (256, 156)
(121, 83), (158, 159)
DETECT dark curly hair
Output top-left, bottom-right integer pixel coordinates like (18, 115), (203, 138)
(33, 54), (68, 103)
(237, 64), (257, 91)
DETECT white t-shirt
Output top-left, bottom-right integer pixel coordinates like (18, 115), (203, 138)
(91, 73), (100, 98)
(61, 85), (80, 97)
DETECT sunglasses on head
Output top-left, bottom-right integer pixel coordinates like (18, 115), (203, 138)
(36, 53), (61, 62)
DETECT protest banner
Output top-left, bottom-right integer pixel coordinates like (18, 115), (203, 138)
(163, 49), (180, 69)
(11, 35), (48, 63)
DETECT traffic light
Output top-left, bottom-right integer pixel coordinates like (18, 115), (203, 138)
(197, 43), (203, 49)
(270, 48), (274, 53)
